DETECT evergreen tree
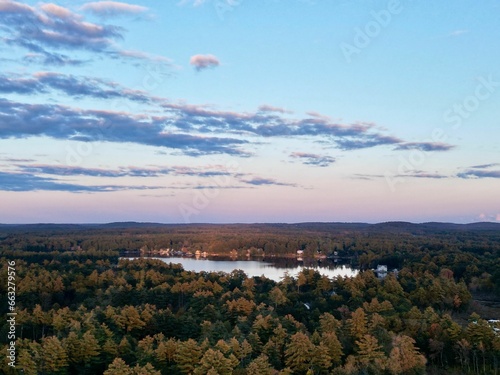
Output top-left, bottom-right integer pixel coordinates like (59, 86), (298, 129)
(175, 339), (202, 374)
(355, 334), (386, 374)
(387, 335), (426, 374)
(194, 348), (238, 375)
(103, 358), (133, 375)
(41, 336), (68, 374)
(246, 354), (274, 375)
(285, 332), (314, 373)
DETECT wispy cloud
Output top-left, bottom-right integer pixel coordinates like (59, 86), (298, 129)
(394, 142), (455, 152)
(258, 105), (292, 114)
(179, 0), (210, 7)
(447, 29), (469, 37)
(469, 163), (500, 169)
(0, 171), (162, 192)
(0, 70), (457, 158)
(354, 171), (449, 180)
(15, 164), (241, 179)
(290, 152), (335, 167)
(458, 169), (500, 179)
(190, 54), (220, 71)
(0, 72), (151, 102)
(457, 163), (500, 179)
(81, 1), (149, 17)
(336, 135), (402, 150)
(242, 177), (297, 187)
(399, 171), (449, 179)
(0, 99), (249, 156)
(0, 0), (169, 66)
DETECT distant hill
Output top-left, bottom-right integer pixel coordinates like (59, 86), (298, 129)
(0, 221), (499, 234)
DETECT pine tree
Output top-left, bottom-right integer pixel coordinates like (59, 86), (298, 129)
(269, 286), (288, 308)
(311, 342), (332, 373)
(174, 339), (202, 374)
(387, 335), (426, 374)
(193, 348), (238, 375)
(17, 347), (38, 375)
(246, 354), (274, 375)
(132, 362), (161, 375)
(319, 312), (341, 333)
(285, 332), (314, 373)
(321, 331), (343, 364)
(155, 338), (177, 365)
(355, 334), (386, 373)
(348, 307), (368, 341)
(40, 336), (68, 374)
(103, 358), (133, 375)
(65, 330), (100, 365)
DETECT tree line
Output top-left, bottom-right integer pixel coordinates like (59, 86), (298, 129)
(1, 224), (499, 374)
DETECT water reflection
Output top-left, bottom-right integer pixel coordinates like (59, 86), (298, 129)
(125, 256), (358, 282)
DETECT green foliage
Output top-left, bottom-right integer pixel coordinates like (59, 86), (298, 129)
(1, 223), (499, 374)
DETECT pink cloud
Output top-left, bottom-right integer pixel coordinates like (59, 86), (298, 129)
(81, 1), (149, 17)
(190, 54), (220, 71)
(40, 3), (80, 19)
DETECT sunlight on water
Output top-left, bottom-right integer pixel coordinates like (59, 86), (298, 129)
(126, 256), (358, 282)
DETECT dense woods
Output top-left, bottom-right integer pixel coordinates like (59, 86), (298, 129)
(1, 222), (500, 374)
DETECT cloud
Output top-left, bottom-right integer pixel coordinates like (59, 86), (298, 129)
(0, 99), (249, 156)
(0, 1), (169, 66)
(15, 164), (241, 179)
(336, 135), (402, 150)
(0, 1), (121, 51)
(394, 142), (455, 152)
(397, 172), (448, 179)
(351, 174), (382, 180)
(258, 105), (292, 114)
(17, 165), (161, 178)
(242, 177), (296, 187)
(161, 105), (401, 151)
(0, 158), (36, 163)
(469, 163), (500, 169)
(22, 52), (86, 66)
(0, 71), (456, 156)
(190, 54), (220, 71)
(353, 171), (449, 180)
(81, 1), (149, 17)
(0, 72), (153, 103)
(457, 169), (500, 179)
(447, 29), (469, 37)
(179, 0), (210, 7)
(457, 163), (500, 179)
(0, 171), (162, 192)
(290, 152), (335, 167)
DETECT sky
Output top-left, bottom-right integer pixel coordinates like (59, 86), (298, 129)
(0, 0), (499, 224)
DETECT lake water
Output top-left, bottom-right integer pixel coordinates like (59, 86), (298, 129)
(125, 256), (358, 282)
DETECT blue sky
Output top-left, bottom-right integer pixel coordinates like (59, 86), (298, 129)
(0, 0), (498, 224)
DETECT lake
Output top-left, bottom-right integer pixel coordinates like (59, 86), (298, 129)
(125, 256), (358, 282)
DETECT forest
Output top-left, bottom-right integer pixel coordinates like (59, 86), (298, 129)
(1, 222), (500, 374)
